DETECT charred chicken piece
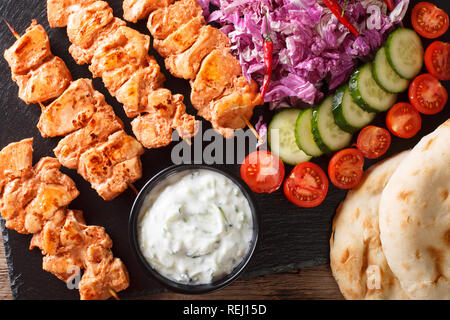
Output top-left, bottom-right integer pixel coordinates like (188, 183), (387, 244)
(66, 1), (114, 50)
(13, 56), (72, 104)
(115, 58), (165, 118)
(90, 26), (151, 94)
(69, 18), (126, 65)
(4, 21), (51, 75)
(77, 130), (144, 200)
(47, 0), (97, 28)
(210, 77), (263, 131)
(0, 140), (79, 235)
(0, 138), (33, 187)
(53, 105), (124, 170)
(147, 0), (204, 40)
(153, 15), (204, 58)
(123, 0), (175, 23)
(79, 244), (129, 300)
(38, 79), (103, 137)
(164, 25), (230, 80)
(4, 21), (72, 104)
(131, 113), (173, 149)
(190, 49), (242, 113)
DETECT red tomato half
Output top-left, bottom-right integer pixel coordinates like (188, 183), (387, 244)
(411, 2), (449, 39)
(356, 126), (392, 159)
(424, 41), (450, 81)
(283, 162), (329, 208)
(240, 150), (285, 193)
(386, 103), (422, 139)
(328, 148), (365, 190)
(409, 73), (448, 115)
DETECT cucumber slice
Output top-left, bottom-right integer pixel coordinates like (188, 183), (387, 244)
(349, 63), (397, 113)
(295, 109), (323, 157)
(311, 96), (353, 153)
(386, 28), (423, 80)
(373, 47), (410, 93)
(268, 109), (312, 165)
(332, 85), (377, 133)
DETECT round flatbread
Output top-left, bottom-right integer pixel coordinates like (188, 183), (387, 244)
(330, 152), (410, 300)
(379, 119), (450, 300)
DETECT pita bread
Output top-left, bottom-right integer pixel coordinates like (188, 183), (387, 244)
(379, 119), (450, 300)
(330, 152), (410, 300)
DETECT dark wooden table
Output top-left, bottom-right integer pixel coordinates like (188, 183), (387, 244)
(0, 234), (343, 300)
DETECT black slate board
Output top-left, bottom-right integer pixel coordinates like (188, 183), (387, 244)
(0, 0), (449, 300)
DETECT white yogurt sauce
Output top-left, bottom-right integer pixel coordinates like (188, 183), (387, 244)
(138, 169), (254, 285)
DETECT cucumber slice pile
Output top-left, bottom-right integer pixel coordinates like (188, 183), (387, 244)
(349, 63), (398, 113)
(267, 109), (312, 165)
(332, 85), (376, 133)
(267, 28), (422, 164)
(373, 47), (410, 93)
(295, 109), (323, 157)
(311, 96), (352, 153)
(386, 28), (423, 80)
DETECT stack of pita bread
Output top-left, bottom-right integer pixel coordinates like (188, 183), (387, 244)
(330, 119), (450, 300)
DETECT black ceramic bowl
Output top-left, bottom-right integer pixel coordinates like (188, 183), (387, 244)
(129, 164), (259, 295)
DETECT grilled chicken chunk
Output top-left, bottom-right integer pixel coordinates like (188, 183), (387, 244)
(190, 49), (242, 112)
(13, 56), (72, 104)
(131, 113), (173, 149)
(131, 90), (199, 147)
(90, 26), (151, 94)
(40, 209), (113, 281)
(153, 15), (204, 58)
(0, 148), (79, 235)
(23, 157), (80, 234)
(47, 0), (96, 27)
(147, 0), (204, 40)
(123, 0), (175, 23)
(79, 244), (129, 300)
(4, 21), (72, 104)
(38, 79), (104, 137)
(0, 138), (33, 187)
(173, 101), (200, 140)
(66, 1), (114, 50)
(77, 130), (144, 200)
(4, 21), (51, 75)
(210, 77), (263, 130)
(69, 18), (126, 65)
(54, 106), (123, 170)
(165, 26), (230, 80)
(115, 58), (165, 118)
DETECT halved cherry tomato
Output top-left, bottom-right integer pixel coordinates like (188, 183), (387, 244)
(424, 41), (450, 81)
(409, 73), (448, 115)
(386, 103), (422, 139)
(283, 162), (328, 208)
(356, 126), (391, 159)
(328, 148), (365, 190)
(411, 2), (449, 39)
(240, 150), (285, 193)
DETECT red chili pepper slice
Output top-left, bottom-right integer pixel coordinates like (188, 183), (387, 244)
(260, 11), (273, 99)
(384, 0), (395, 11)
(323, 0), (360, 37)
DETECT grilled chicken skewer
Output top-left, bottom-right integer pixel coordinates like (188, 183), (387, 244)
(47, 0), (199, 149)
(0, 138), (129, 300)
(4, 21), (144, 200)
(123, 0), (263, 138)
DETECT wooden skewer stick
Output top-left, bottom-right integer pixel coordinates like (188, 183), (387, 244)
(128, 182), (139, 196)
(4, 19), (20, 39)
(242, 116), (263, 144)
(108, 288), (120, 300)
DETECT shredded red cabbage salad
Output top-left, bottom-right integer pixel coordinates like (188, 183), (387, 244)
(199, 0), (409, 108)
